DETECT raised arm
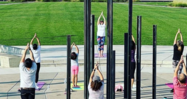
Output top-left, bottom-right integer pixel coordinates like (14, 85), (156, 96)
(174, 55), (183, 77)
(97, 12), (102, 25)
(30, 35), (35, 45)
(181, 56), (187, 75)
(179, 32), (183, 42)
(132, 35), (135, 43)
(183, 62), (187, 75)
(102, 13), (106, 25)
(71, 43), (74, 52)
(89, 67), (96, 83)
(20, 43), (29, 63)
(29, 47), (35, 62)
(36, 35), (41, 46)
(74, 43), (79, 54)
(174, 29), (180, 45)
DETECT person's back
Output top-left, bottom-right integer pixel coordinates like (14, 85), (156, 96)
(88, 63), (104, 99)
(173, 77), (187, 99)
(88, 82), (104, 99)
(30, 44), (41, 63)
(20, 62), (37, 88)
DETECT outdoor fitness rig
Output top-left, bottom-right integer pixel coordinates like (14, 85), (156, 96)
(66, 0), (157, 99)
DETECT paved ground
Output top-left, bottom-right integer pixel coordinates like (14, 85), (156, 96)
(1, 45), (186, 99)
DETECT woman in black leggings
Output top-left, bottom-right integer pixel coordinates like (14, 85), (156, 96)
(131, 35), (136, 90)
(171, 29), (184, 92)
(30, 33), (41, 90)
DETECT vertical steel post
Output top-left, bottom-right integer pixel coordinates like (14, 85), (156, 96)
(153, 25), (157, 99)
(66, 35), (71, 99)
(112, 50), (116, 99)
(90, 15), (95, 72)
(136, 16), (142, 99)
(127, 0), (133, 98)
(107, 0), (113, 99)
(84, 0), (91, 98)
(124, 33), (128, 98)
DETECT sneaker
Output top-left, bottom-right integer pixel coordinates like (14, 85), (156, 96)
(35, 83), (39, 90)
(132, 87), (136, 91)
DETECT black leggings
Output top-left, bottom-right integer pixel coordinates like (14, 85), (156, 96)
(131, 62), (136, 79)
(35, 63), (40, 83)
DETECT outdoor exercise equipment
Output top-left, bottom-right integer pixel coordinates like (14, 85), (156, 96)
(153, 25), (157, 99)
(66, 35), (71, 99)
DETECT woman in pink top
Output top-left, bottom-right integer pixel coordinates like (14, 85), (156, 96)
(71, 42), (79, 87)
(173, 55), (187, 99)
(88, 62), (104, 99)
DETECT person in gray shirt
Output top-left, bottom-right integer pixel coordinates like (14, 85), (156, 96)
(19, 43), (37, 99)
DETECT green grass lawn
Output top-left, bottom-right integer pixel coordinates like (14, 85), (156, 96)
(132, 2), (171, 6)
(0, 1), (21, 4)
(0, 2), (186, 45)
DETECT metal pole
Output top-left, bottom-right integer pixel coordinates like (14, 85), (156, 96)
(84, 0), (91, 98)
(153, 25), (157, 99)
(90, 15), (95, 72)
(66, 35), (71, 99)
(112, 50), (116, 99)
(136, 16), (142, 99)
(107, 0), (113, 99)
(127, 0), (133, 98)
(124, 33), (128, 98)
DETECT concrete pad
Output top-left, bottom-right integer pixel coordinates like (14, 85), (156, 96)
(6, 73), (58, 99)
(0, 53), (21, 68)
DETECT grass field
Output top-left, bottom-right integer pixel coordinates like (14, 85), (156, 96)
(0, 2), (186, 45)
(0, 1), (21, 4)
(133, 2), (170, 6)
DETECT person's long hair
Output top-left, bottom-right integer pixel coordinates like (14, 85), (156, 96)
(177, 40), (183, 51)
(90, 81), (103, 91)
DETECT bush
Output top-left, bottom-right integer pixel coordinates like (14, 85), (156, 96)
(79, 0), (83, 2)
(169, 2), (187, 7)
(133, 0), (140, 2)
(71, 0), (79, 2)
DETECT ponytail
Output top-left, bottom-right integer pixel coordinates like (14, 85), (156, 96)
(178, 45), (182, 51)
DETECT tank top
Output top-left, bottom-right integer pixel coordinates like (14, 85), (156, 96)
(131, 50), (135, 62)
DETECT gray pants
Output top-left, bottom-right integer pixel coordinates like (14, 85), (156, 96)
(172, 60), (183, 74)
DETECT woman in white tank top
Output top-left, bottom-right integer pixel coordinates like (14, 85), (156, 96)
(97, 11), (106, 57)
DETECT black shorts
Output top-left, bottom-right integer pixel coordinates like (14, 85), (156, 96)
(131, 62), (136, 79)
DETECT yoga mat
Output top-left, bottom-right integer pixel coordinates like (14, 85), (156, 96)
(95, 53), (107, 58)
(165, 83), (173, 89)
(36, 82), (45, 90)
(71, 83), (84, 90)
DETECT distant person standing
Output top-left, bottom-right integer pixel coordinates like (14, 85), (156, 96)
(19, 43), (37, 99)
(131, 35), (136, 90)
(97, 11), (106, 57)
(30, 33), (41, 90)
(71, 42), (79, 87)
(171, 29), (184, 92)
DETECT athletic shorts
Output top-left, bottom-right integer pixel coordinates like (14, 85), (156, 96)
(131, 62), (136, 79)
(71, 66), (79, 75)
(97, 36), (105, 51)
(172, 60), (183, 74)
